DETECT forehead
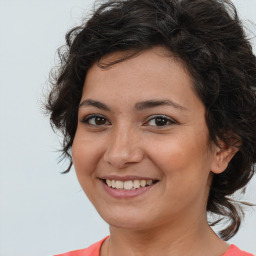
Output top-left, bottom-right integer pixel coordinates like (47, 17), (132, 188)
(82, 47), (203, 112)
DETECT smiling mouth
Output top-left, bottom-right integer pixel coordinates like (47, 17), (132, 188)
(101, 179), (159, 191)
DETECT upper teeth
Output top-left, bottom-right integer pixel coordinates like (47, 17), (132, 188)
(105, 179), (153, 190)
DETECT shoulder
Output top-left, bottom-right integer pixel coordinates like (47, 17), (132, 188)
(223, 244), (255, 256)
(54, 236), (109, 256)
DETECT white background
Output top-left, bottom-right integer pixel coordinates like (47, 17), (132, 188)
(0, 0), (255, 255)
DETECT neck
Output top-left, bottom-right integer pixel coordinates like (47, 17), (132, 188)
(104, 216), (228, 256)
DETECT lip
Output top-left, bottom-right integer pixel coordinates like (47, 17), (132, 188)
(100, 178), (158, 199)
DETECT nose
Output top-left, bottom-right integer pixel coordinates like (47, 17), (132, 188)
(103, 126), (144, 169)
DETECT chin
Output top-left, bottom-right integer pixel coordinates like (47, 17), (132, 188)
(100, 212), (154, 230)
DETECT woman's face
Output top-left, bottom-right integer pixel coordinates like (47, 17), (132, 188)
(72, 47), (221, 230)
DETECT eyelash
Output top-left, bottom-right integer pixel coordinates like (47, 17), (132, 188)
(81, 114), (111, 126)
(144, 115), (176, 127)
(81, 114), (176, 128)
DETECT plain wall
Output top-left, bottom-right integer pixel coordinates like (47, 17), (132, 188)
(0, 0), (255, 255)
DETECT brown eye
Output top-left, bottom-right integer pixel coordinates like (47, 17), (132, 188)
(146, 115), (175, 127)
(155, 117), (168, 126)
(94, 116), (107, 125)
(82, 115), (110, 126)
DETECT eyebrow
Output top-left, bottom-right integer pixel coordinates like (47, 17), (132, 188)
(135, 99), (187, 111)
(79, 98), (187, 111)
(79, 99), (111, 111)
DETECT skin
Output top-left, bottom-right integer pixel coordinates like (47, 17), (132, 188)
(72, 47), (237, 256)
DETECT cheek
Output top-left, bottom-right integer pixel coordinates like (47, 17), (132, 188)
(72, 131), (104, 177)
(147, 134), (212, 209)
(147, 134), (191, 165)
(146, 131), (212, 179)
(72, 132), (106, 202)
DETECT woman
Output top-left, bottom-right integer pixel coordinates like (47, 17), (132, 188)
(46, 0), (256, 255)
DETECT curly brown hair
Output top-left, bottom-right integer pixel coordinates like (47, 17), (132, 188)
(46, 0), (256, 240)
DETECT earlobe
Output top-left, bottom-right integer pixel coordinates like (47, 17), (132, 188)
(210, 142), (239, 174)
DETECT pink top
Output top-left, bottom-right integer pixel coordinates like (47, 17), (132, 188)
(223, 244), (254, 256)
(54, 237), (254, 256)
(54, 237), (109, 256)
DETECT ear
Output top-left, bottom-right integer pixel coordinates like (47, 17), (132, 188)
(210, 140), (239, 174)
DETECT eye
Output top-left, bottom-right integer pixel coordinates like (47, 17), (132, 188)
(145, 115), (176, 127)
(81, 114), (111, 126)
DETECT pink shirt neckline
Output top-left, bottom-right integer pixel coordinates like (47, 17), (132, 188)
(55, 237), (254, 256)
(97, 238), (253, 256)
